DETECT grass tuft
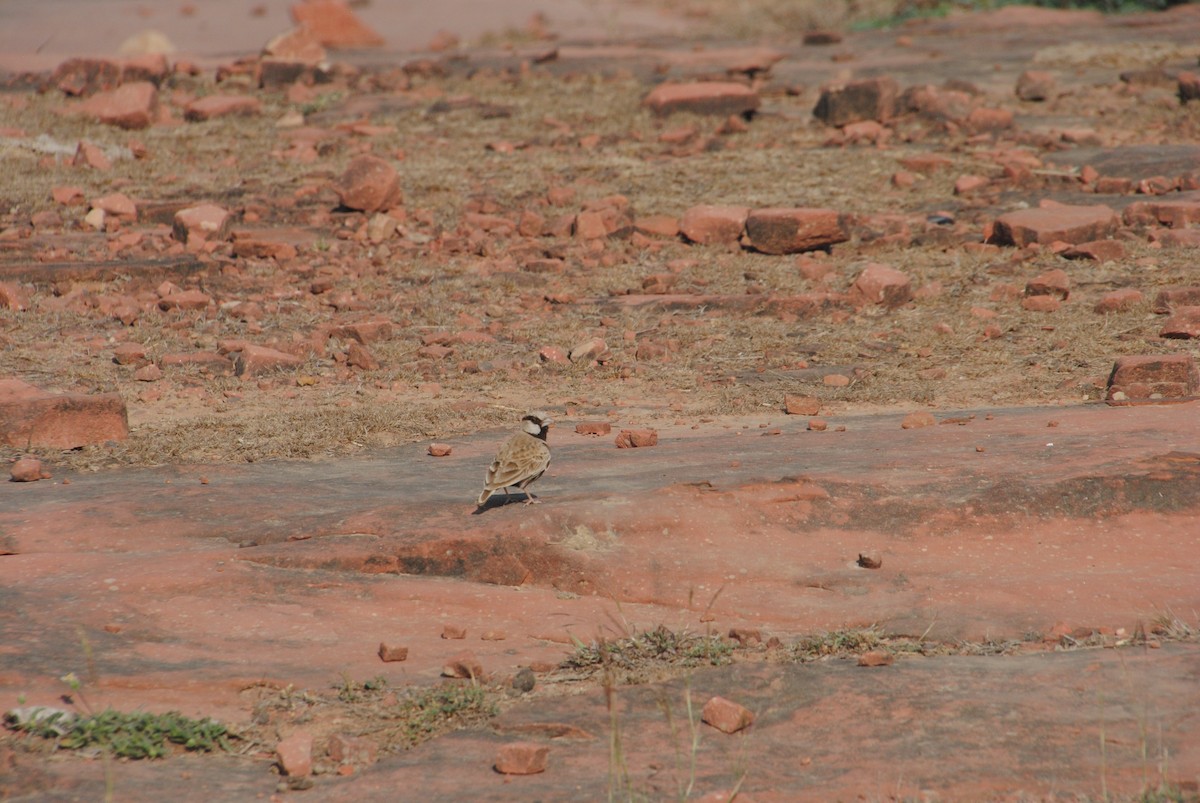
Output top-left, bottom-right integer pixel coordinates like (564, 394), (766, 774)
(5, 708), (231, 759)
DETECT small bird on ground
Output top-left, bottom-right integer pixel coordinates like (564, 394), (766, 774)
(477, 411), (553, 507)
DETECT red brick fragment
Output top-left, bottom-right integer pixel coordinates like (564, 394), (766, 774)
(701, 696), (754, 734)
(615, 429), (658, 448)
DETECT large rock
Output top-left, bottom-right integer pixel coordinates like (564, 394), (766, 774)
(332, 155), (402, 213)
(0, 379), (129, 449)
(173, 204), (233, 245)
(1152, 287), (1200, 314)
(813, 77), (898, 127)
(1106, 354), (1198, 402)
(679, 205), (748, 246)
(184, 95), (263, 122)
(744, 208), (846, 254)
(48, 57), (122, 96)
(1122, 197), (1200, 228)
(643, 82), (760, 117)
(290, 0), (385, 48)
(232, 345), (304, 376)
(850, 263), (912, 309)
(1160, 307), (1200, 339)
(76, 81), (158, 129)
(988, 204), (1118, 247)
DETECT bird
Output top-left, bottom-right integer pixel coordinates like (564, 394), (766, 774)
(477, 412), (553, 507)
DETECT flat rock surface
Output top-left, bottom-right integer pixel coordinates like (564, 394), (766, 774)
(3, 403), (1199, 799)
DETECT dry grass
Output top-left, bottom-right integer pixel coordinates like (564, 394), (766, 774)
(2, 48), (1199, 470)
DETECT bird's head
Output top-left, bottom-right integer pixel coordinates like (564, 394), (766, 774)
(521, 412), (553, 438)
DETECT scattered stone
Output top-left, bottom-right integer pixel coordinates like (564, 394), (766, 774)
(573, 210), (609, 240)
(568, 337), (610, 364)
(615, 429), (658, 448)
(10, 456), (45, 483)
(73, 141), (112, 170)
(1179, 71), (1200, 104)
(332, 155), (402, 214)
(744, 208), (847, 254)
(850, 263), (912, 309)
(263, 25), (327, 64)
(989, 204), (1118, 247)
(575, 422), (611, 436)
(442, 652), (484, 680)
(1062, 240), (1124, 262)
(51, 186), (86, 206)
(679, 205), (749, 246)
(50, 57), (122, 96)
(728, 628), (762, 646)
(812, 76), (898, 127)
(184, 94), (263, 121)
(643, 82), (760, 117)
(784, 395), (821, 416)
(538, 346), (568, 363)
(0, 282), (31, 311)
(1152, 287), (1200, 314)
(858, 650), (894, 667)
(89, 194), (137, 226)
(332, 321), (394, 344)
(899, 154), (953, 174)
(427, 443), (452, 457)
(366, 213), (399, 243)
(442, 624), (466, 639)
(900, 412), (936, 429)
(133, 364), (163, 382)
(964, 107), (1013, 133)
(291, 0), (386, 48)
(631, 215), (679, 240)
(76, 81), (158, 129)
(346, 341), (379, 370)
(276, 731), (313, 777)
(823, 374), (850, 387)
(158, 289), (211, 311)
(1025, 269), (1070, 300)
(857, 553), (882, 569)
(494, 742), (549, 775)
(481, 630), (506, 641)
(1015, 70), (1056, 101)
(173, 204), (232, 245)
(807, 418), (828, 432)
(111, 342), (147, 366)
(231, 345), (304, 376)
(511, 667), (536, 693)
(0, 379), (129, 449)
(377, 643), (408, 662)
(1160, 307), (1200, 339)
(1106, 354), (1198, 402)
(1094, 288), (1143, 314)
(701, 696), (754, 734)
(953, 175), (989, 195)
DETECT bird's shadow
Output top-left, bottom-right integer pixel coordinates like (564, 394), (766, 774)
(471, 491), (537, 514)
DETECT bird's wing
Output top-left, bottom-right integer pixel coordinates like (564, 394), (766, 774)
(483, 435), (549, 490)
